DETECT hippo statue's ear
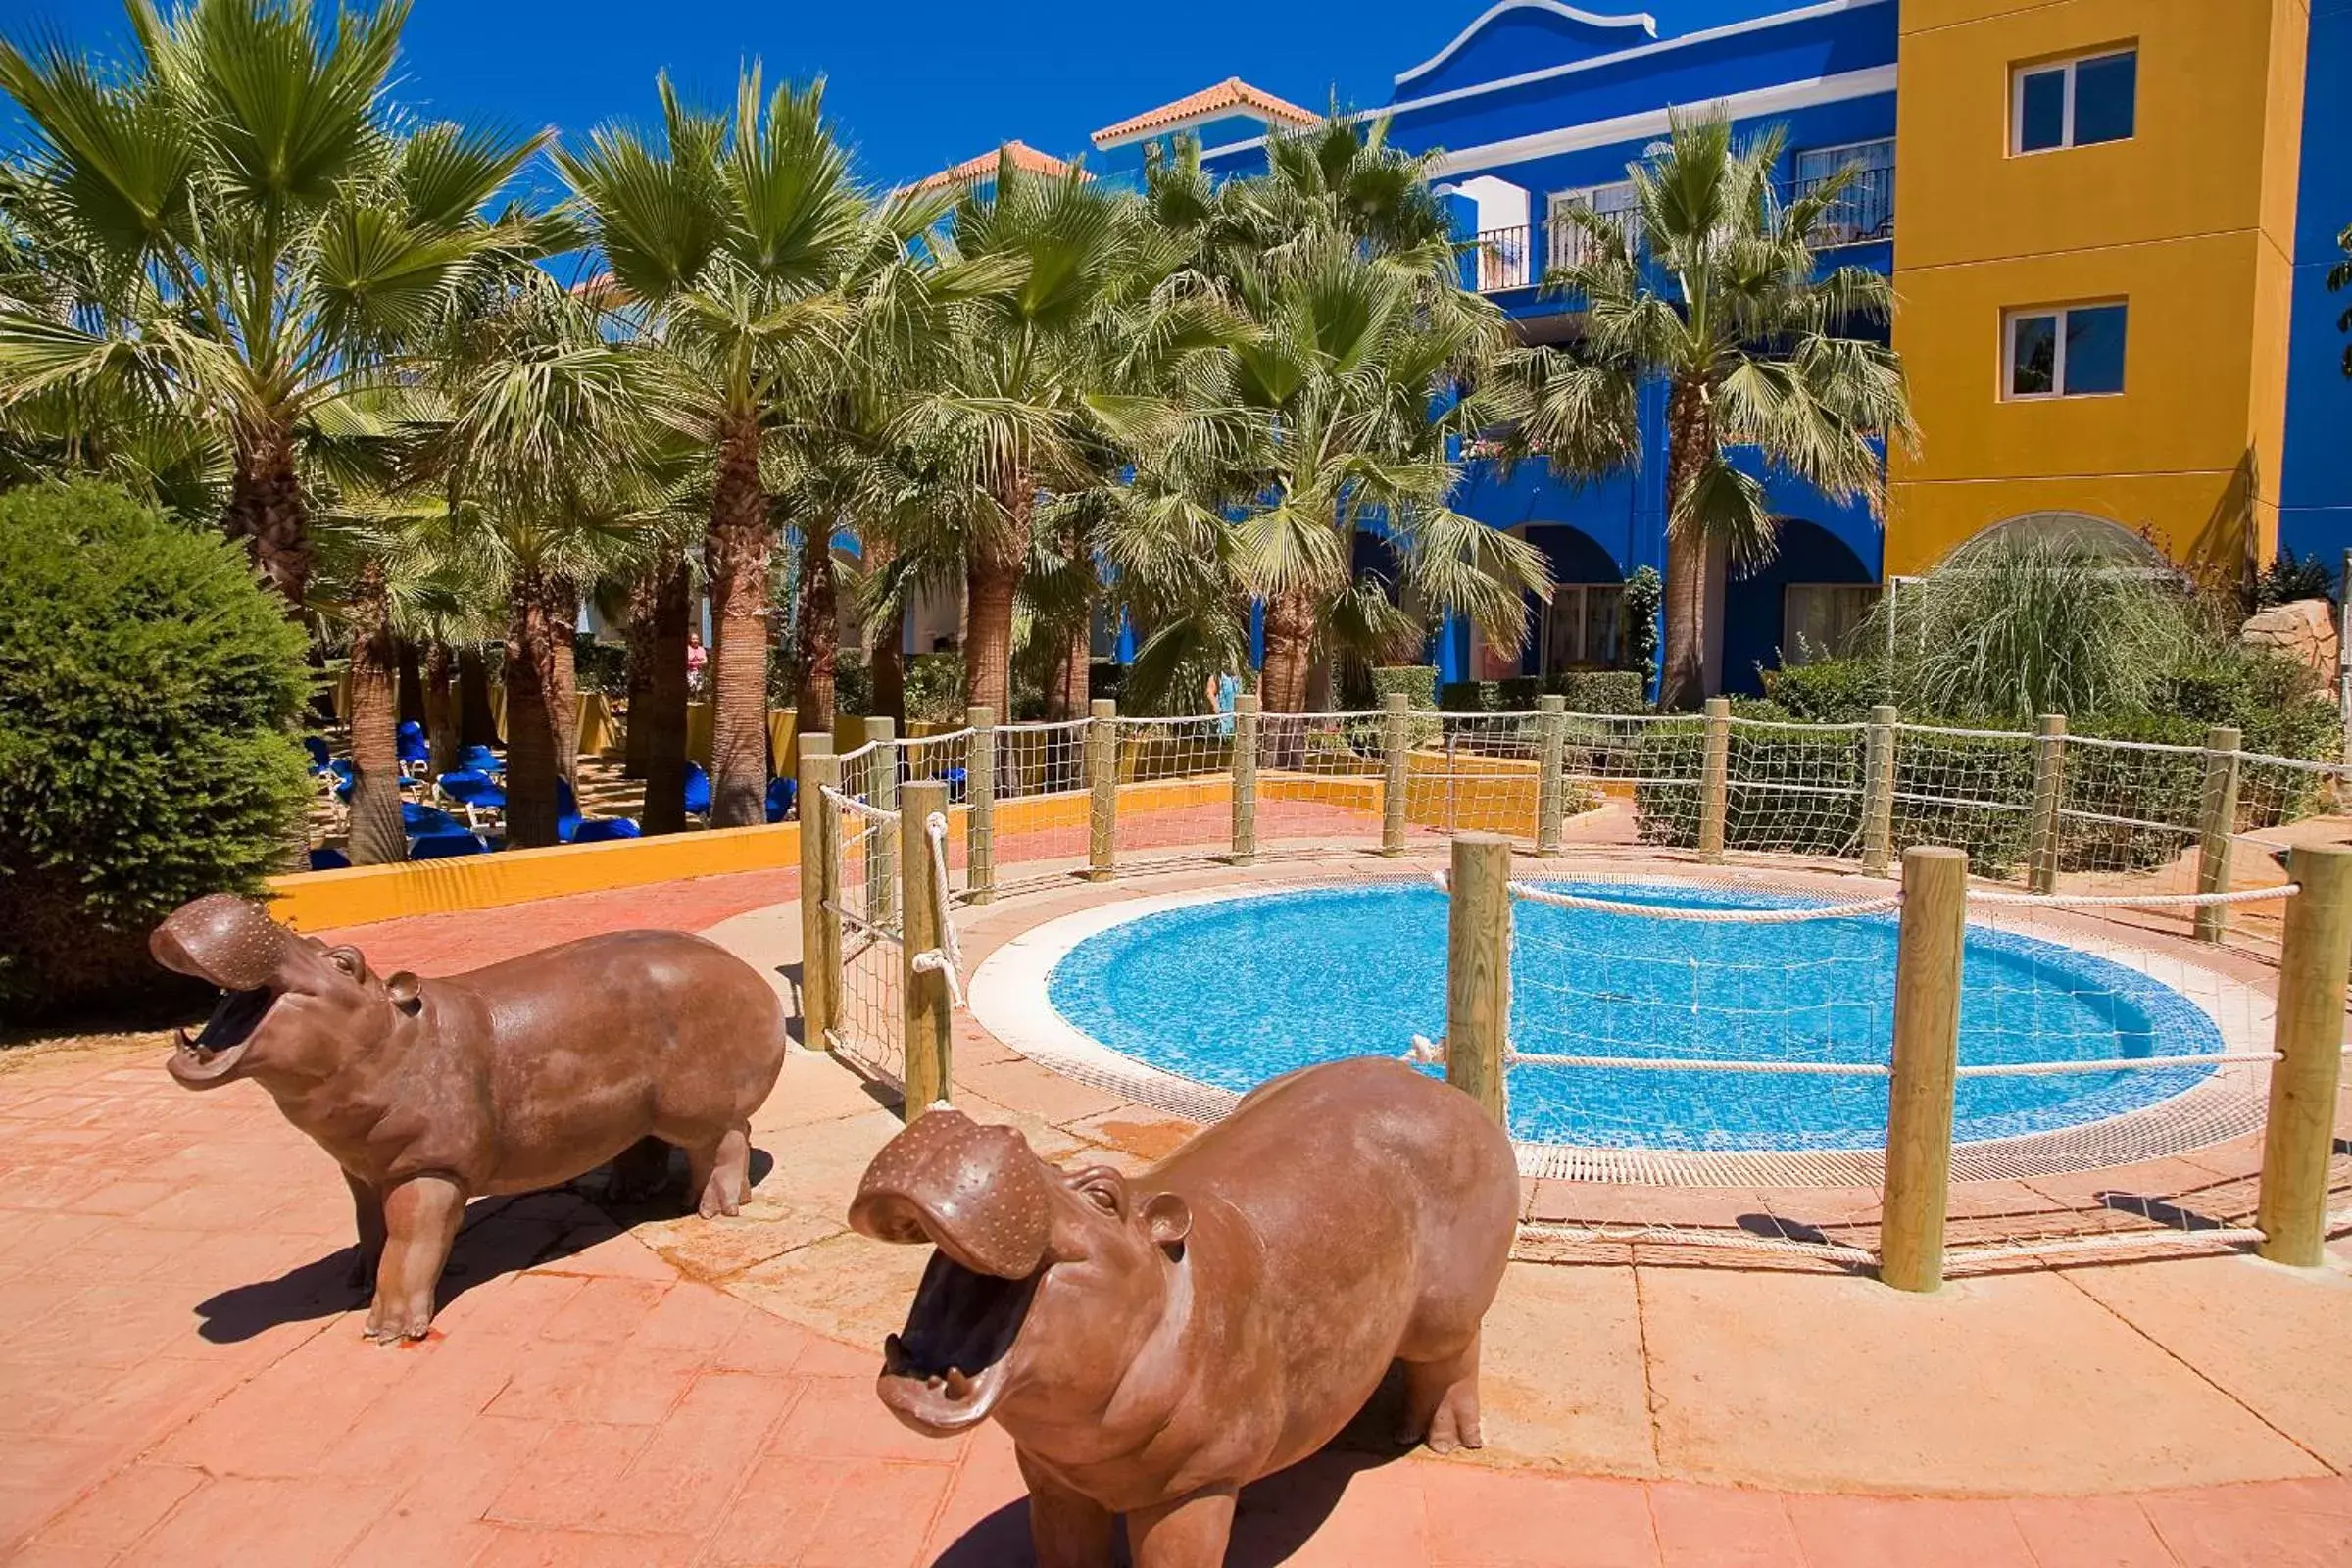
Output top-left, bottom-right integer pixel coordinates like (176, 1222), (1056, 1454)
(386, 971), (423, 1015)
(1142, 1192), (1192, 1258)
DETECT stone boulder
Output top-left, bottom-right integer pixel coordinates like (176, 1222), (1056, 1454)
(2240, 598), (2339, 681)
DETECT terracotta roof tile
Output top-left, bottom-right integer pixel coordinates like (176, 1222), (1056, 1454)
(1090, 77), (1319, 147)
(914, 140), (1084, 191)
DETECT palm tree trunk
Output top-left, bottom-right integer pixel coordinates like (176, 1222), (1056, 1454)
(622, 570), (658, 778)
(642, 560), (691, 836)
(866, 535), (906, 724)
(345, 561), (407, 866)
(1659, 377), (1713, 711)
(505, 577), (564, 849)
(964, 479), (1031, 720)
(707, 411), (773, 828)
(1259, 588), (1317, 714)
(548, 576), (580, 785)
(396, 641), (426, 728)
(422, 642), (459, 777)
(225, 424), (311, 615)
(795, 515), (838, 734)
(1259, 587), (1317, 770)
(460, 645), (500, 749)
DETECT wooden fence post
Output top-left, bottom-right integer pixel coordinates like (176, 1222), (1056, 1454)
(899, 779), (953, 1122)
(1861, 705), (1898, 876)
(1697, 697), (1731, 863)
(864, 715), (899, 923)
(2193, 725), (2241, 944)
(1231, 694), (1259, 864)
(1446, 833), (1513, 1126)
(2256, 843), (2352, 1266)
(2027, 712), (2066, 895)
(797, 737), (841, 1054)
(1381, 693), (1411, 856)
(1087, 698), (1117, 882)
(1880, 845), (1968, 1293)
(965, 705), (996, 905)
(1536, 695), (1567, 856)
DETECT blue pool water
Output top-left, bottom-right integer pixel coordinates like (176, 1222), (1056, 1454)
(1044, 882), (2225, 1152)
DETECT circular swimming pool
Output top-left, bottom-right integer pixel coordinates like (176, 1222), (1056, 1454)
(1035, 881), (2227, 1153)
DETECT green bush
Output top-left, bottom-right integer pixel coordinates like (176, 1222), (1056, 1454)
(0, 482), (312, 1020)
(1757, 658), (1893, 723)
(1622, 565), (1662, 693)
(1370, 664), (1437, 710)
(1552, 669), (1647, 713)
(572, 639), (629, 697)
(905, 653), (966, 725)
(1440, 679), (1498, 712)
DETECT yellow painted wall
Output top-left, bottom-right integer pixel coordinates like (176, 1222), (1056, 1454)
(1886, 0), (2310, 576)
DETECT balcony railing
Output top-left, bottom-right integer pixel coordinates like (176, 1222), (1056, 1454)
(1468, 164), (1893, 295)
(1789, 163), (1894, 249)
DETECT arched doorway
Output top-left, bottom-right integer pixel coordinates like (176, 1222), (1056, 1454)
(1520, 523), (1627, 677)
(1721, 518), (1875, 695)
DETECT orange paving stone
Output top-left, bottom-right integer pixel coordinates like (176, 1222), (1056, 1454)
(3, 868), (2349, 1566)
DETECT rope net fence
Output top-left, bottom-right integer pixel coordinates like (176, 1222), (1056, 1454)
(817, 784), (904, 1089)
(1456, 873), (2352, 1273)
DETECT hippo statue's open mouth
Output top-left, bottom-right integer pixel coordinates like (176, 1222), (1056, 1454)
(849, 1109), (1057, 1435)
(170, 984), (277, 1085)
(879, 1250), (1042, 1432)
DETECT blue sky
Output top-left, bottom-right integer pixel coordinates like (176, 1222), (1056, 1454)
(5, 0), (1789, 192)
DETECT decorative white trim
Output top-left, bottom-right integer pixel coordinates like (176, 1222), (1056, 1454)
(1426, 65), (1899, 177)
(1388, 0), (1891, 120)
(1396, 2), (1659, 87)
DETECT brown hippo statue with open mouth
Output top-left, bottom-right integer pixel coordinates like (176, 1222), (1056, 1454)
(849, 1055), (1518, 1567)
(151, 894), (788, 1341)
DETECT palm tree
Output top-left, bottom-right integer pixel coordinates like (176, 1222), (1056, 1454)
(412, 274), (667, 847)
(900, 159), (1190, 721)
(0, 0), (542, 616)
(1543, 109), (1915, 710)
(559, 70), (875, 827)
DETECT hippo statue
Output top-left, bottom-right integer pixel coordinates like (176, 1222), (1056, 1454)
(152, 894), (788, 1342)
(848, 1056), (1518, 1567)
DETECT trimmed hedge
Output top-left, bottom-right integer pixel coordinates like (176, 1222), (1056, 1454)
(0, 482), (313, 1020)
(1444, 669), (1649, 714)
(1369, 663), (1437, 710)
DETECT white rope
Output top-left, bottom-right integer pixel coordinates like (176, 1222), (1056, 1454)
(1511, 1050), (1890, 1076)
(1943, 1227), (2268, 1266)
(908, 809), (965, 1008)
(821, 785), (902, 826)
(1506, 883), (1903, 923)
(996, 717), (1093, 736)
(1953, 1052), (2278, 1078)
(820, 898), (900, 947)
(899, 727), (974, 750)
(1967, 884), (2297, 909)
(833, 739), (884, 767)
(1514, 1221), (1878, 1265)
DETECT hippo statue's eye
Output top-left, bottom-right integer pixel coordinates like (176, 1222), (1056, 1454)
(1077, 1170), (1124, 1222)
(326, 947), (365, 979)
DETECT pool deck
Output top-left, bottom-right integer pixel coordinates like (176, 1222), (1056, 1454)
(4, 851), (2351, 1566)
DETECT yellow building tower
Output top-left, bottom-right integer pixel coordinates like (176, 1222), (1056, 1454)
(1886, 0), (2311, 582)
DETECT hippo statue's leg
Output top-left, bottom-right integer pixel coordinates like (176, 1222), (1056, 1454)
(1398, 1329), (1485, 1454)
(684, 1123), (753, 1220)
(363, 1174), (466, 1343)
(342, 1170), (386, 1292)
(1017, 1452), (1115, 1568)
(1126, 1486), (1239, 1568)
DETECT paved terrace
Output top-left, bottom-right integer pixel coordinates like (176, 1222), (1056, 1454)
(4, 856), (2351, 1566)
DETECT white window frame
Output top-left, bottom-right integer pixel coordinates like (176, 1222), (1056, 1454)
(2010, 47), (2136, 156)
(2001, 301), (2128, 402)
(1546, 180), (1639, 271)
(1539, 582), (1628, 670)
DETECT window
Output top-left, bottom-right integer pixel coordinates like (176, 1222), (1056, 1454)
(2013, 49), (2135, 153)
(1782, 585), (1879, 662)
(1547, 181), (1639, 272)
(1540, 583), (1626, 671)
(2004, 303), (2127, 399)
(1792, 138), (1896, 246)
